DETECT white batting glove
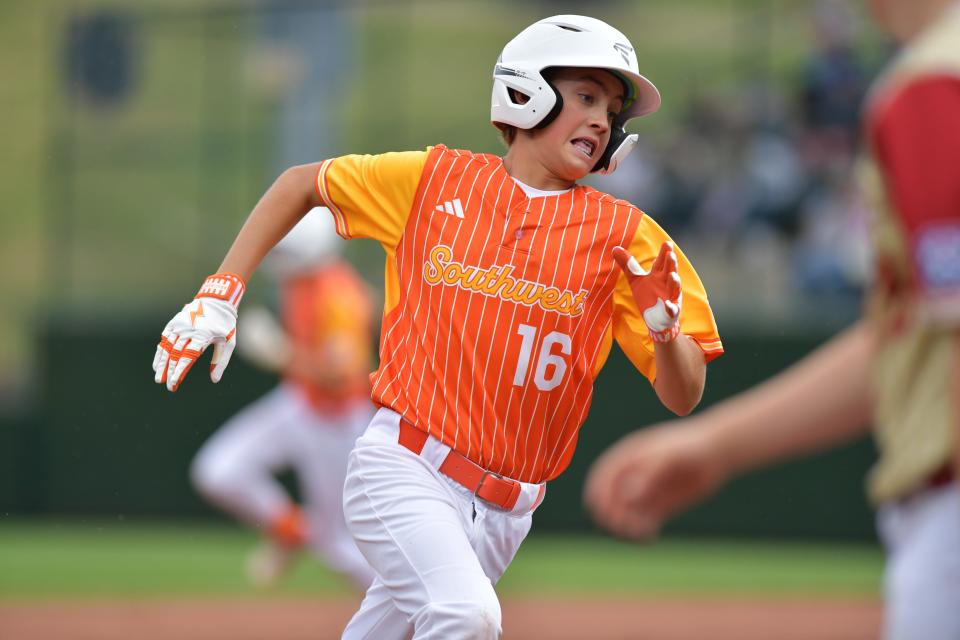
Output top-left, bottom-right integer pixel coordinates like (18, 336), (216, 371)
(153, 273), (245, 392)
(613, 241), (683, 343)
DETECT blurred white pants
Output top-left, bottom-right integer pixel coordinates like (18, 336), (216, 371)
(191, 383), (375, 588)
(341, 407), (543, 640)
(878, 481), (960, 640)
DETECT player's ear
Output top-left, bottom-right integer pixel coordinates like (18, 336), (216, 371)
(508, 88), (530, 105)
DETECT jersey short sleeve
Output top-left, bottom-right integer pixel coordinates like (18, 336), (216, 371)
(315, 149), (430, 249)
(869, 75), (960, 326)
(611, 215), (723, 382)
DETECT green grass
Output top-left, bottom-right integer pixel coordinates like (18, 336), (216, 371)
(502, 536), (883, 598)
(0, 519), (883, 601)
(0, 520), (352, 600)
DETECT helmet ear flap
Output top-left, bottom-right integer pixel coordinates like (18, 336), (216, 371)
(532, 82), (563, 130)
(491, 66), (559, 130)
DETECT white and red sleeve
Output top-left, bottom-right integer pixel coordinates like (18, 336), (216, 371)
(869, 74), (960, 325)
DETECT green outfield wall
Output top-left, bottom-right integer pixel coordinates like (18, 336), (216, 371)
(0, 314), (875, 541)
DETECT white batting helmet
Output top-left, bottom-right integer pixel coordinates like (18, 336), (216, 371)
(491, 15), (661, 174)
(262, 206), (341, 278)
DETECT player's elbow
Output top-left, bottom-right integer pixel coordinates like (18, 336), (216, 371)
(667, 394), (701, 417)
(656, 374), (705, 417)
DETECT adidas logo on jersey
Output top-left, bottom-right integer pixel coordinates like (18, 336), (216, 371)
(435, 199), (465, 219)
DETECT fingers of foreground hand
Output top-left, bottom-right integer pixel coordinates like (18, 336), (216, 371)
(607, 507), (662, 541)
(584, 457), (615, 523)
(590, 471), (662, 541)
(605, 469), (669, 540)
(586, 453), (651, 527)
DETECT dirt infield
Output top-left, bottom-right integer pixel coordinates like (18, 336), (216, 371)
(0, 596), (881, 639)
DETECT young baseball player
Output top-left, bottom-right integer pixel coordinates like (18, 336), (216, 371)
(190, 209), (376, 589)
(585, 2), (960, 638)
(153, 15), (722, 638)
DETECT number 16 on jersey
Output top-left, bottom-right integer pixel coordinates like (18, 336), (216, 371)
(513, 324), (572, 392)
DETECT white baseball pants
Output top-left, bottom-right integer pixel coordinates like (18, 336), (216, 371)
(878, 481), (960, 640)
(341, 407), (546, 640)
(190, 383), (376, 588)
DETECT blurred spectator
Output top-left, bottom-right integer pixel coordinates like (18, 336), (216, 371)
(591, 1), (874, 316)
(800, 0), (868, 146)
(793, 166), (871, 294)
(190, 209), (376, 590)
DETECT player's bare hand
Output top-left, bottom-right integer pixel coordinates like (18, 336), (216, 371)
(584, 420), (726, 541)
(613, 242), (682, 343)
(153, 273), (245, 392)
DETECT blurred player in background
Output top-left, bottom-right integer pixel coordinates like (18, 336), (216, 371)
(586, 1), (960, 638)
(153, 14), (723, 639)
(190, 208), (376, 590)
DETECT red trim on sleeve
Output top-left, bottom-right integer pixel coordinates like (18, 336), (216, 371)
(868, 75), (960, 291)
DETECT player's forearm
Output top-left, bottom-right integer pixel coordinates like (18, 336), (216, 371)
(700, 319), (874, 476)
(218, 164), (323, 281)
(652, 334), (706, 416)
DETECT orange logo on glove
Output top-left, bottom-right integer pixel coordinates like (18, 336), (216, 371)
(190, 301), (205, 327)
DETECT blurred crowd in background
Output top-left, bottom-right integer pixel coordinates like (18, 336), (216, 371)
(594, 1), (881, 312)
(0, 0), (892, 399)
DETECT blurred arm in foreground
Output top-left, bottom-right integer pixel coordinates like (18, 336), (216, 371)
(587, 1), (960, 637)
(584, 320), (873, 540)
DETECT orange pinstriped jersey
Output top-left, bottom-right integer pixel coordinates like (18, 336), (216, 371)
(282, 261), (373, 414)
(315, 145), (722, 483)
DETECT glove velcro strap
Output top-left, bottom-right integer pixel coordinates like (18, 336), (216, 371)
(195, 273), (246, 309)
(649, 323), (680, 344)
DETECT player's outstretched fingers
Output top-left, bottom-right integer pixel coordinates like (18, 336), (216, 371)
(167, 337), (207, 392)
(164, 335), (187, 391)
(667, 272), (682, 305)
(154, 332), (176, 384)
(650, 241), (673, 275)
(209, 329), (236, 383)
(612, 246), (649, 277)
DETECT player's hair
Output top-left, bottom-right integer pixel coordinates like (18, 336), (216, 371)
(495, 122), (517, 147)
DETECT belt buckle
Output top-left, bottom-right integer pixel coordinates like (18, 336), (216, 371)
(474, 469), (501, 494)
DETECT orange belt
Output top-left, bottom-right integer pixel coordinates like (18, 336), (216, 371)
(398, 419), (522, 511)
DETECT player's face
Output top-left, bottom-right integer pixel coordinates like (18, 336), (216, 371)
(531, 68), (625, 183)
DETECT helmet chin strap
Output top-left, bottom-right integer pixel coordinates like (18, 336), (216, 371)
(592, 128), (639, 174)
